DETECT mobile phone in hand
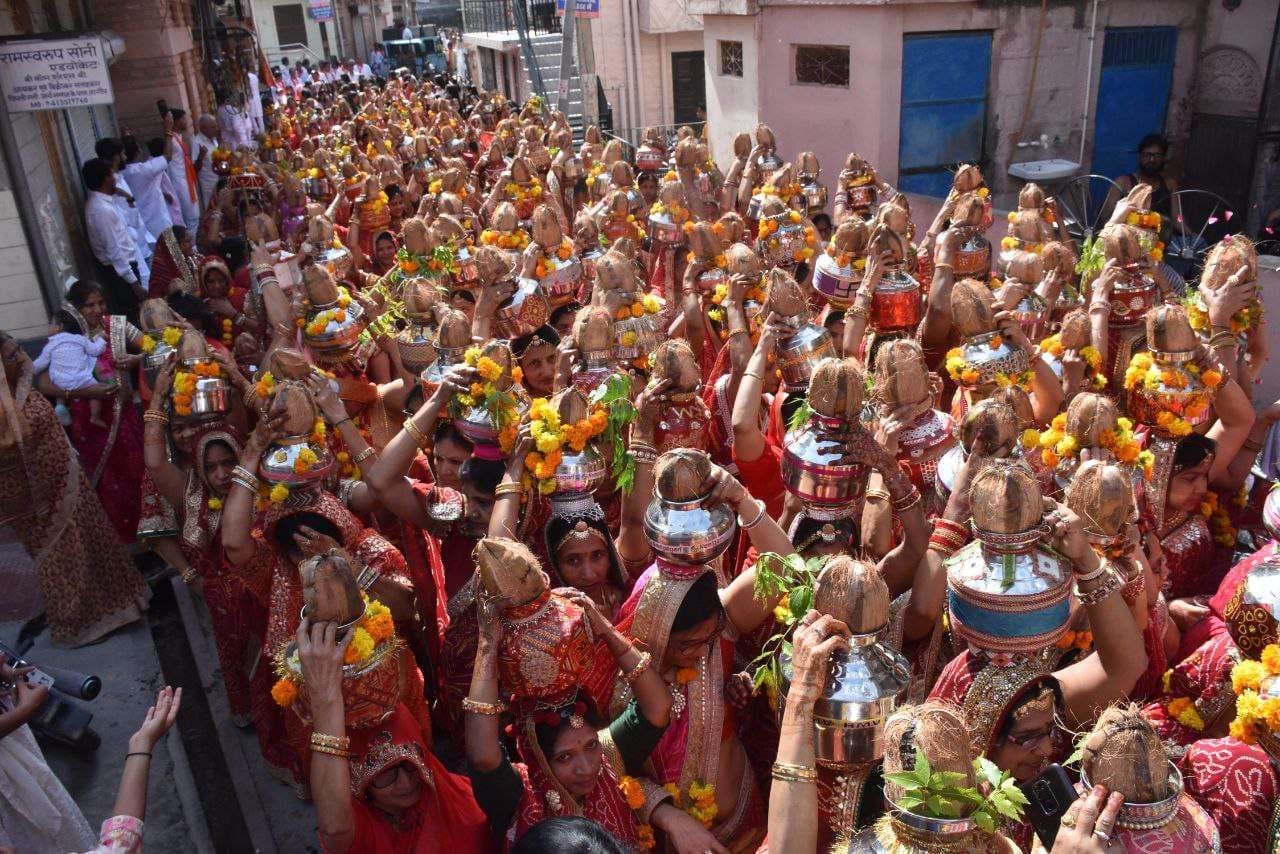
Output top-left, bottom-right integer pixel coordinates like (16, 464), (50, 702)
(22, 668), (55, 690)
(1021, 763), (1078, 849)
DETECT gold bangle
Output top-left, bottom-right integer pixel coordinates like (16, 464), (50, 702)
(461, 697), (508, 716)
(864, 488), (890, 502)
(353, 446), (376, 463)
(310, 731), (351, 751)
(771, 761), (818, 783)
(622, 651), (651, 685)
(494, 481), (524, 497)
(181, 567), (199, 583)
(891, 488), (922, 514)
(725, 327), (748, 341)
(310, 743), (351, 758)
(143, 409), (169, 424)
(403, 418), (430, 450)
(743, 370), (764, 381)
(1243, 436), (1264, 453)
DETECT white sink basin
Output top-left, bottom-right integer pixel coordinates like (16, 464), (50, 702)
(1008, 159), (1080, 182)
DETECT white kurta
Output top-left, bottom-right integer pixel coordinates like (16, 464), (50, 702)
(122, 156), (173, 244)
(165, 132), (199, 231)
(0, 696), (96, 853)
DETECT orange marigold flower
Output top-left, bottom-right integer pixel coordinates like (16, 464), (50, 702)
(271, 678), (298, 707)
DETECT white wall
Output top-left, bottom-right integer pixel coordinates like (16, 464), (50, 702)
(702, 14), (760, 166)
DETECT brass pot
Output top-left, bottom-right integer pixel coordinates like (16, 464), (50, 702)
(496, 278), (551, 338)
(777, 322), (834, 391)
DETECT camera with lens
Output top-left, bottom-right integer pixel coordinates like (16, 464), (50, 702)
(0, 640), (102, 752)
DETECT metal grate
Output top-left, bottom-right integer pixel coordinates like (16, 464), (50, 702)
(794, 45), (849, 87)
(720, 40), (743, 78)
(1102, 27), (1178, 68)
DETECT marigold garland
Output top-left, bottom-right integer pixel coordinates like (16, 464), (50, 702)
(1228, 643), (1280, 745)
(271, 596), (396, 707)
(1185, 292), (1263, 337)
(1027, 413), (1154, 479)
(1123, 352), (1220, 438)
(824, 241), (868, 270)
(452, 347), (520, 453)
(944, 341), (1031, 391)
(525, 397), (610, 495)
(480, 228), (531, 251)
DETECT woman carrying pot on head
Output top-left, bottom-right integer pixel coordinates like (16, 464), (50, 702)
(296, 620), (493, 853)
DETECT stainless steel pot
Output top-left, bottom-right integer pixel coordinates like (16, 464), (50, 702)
(777, 322), (834, 391)
(642, 489), (737, 566)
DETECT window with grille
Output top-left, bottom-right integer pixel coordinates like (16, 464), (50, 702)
(720, 41), (743, 78)
(794, 45), (849, 87)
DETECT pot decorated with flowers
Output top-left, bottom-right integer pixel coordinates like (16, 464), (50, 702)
(756, 199), (815, 269)
(1125, 305), (1221, 438)
(449, 341), (526, 456)
(840, 153), (881, 218)
(648, 180), (691, 247)
(258, 382), (335, 500)
(169, 330), (229, 422)
(301, 267), (365, 361)
(635, 134), (666, 173)
(1030, 393), (1155, 486)
(528, 206), (582, 308)
(271, 550), (407, 729)
(686, 222), (729, 295)
(813, 219), (869, 309)
(526, 388), (614, 497)
(503, 157), (545, 221)
(138, 300), (186, 387)
(1187, 235), (1263, 343)
(944, 281), (1032, 393)
(949, 192), (992, 279)
(599, 189), (646, 244)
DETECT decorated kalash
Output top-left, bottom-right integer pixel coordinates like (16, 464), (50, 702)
(114, 67), (1279, 854)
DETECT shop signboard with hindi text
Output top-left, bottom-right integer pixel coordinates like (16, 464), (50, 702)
(310, 0), (334, 21)
(0, 35), (113, 113)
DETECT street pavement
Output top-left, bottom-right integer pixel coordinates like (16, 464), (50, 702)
(0, 539), (317, 852)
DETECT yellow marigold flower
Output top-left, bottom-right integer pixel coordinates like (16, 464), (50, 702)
(773, 603), (792, 624)
(539, 478), (557, 495)
(1236, 690), (1264, 723)
(477, 357), (502, 383)
(636, 824), (655, 849)
(269, 484), (290, 503)
(344, 627), (375, 664)
(663, 783), (683, 806)
(464, 347), (482, 366)
(1233, 660), (1267, 694)
(1229, 719), (1255, 744)
(1261, 644), (1280, 674)
(642, 294), (661, 313)
(536, 433), (562, 454)
(1020, 429), (1040, 450)
(162, 327), (182, 346)
(140, 335), (156, 353)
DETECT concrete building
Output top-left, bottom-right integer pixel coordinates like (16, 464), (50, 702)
(690, 0), (1278, 218)
(0, 0), (211, 343)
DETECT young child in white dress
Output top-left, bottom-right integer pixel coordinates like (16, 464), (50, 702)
(33, 310), (113, 428)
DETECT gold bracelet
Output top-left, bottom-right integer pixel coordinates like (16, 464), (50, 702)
(864, 488), (890, 502)
(310, 743), (351, 758)
(891, 488), (922, 514)
(771, 761), (818, 783)
(353, 446), (376, 463)
(461, 696), (508, 716)
(743, 370), (765, 381)
(1243, 436), (1264, 453)
(181, 567), (199, 583)
(143, 409), (169, 424)
(311, 731), (351, 751)
(847, 304), (870, 320)
(403, 418), (430, 450)
(622, 651), (651, 685)
(494, 481), (524, 497)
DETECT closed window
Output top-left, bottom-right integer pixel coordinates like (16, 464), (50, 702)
(720, 40), (743, 78)
(273, 4), (308, 48)
(794, 44), (849, 87)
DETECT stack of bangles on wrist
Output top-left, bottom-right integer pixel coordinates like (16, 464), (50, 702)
(771, 761), (818, 783)
(461, 697), (508, 716)
(622, 651), (651, 685)
(231, 465), (260, 493)
(1088, 301), (1110, 316)
(310, 732), (351, 758)
(738, 498), (767, 530)
(1075, 560), (1123, 607)
(928, 518), (969, 558)
(629, 439), (657, 466)
(403, 418), (430, 450)
(143, 409), (169, 425)
(889, 485), (921, 513)
(494, 481), (524, 498)
(353, 446), (376, 464)
(1209, 330), (1236, 351)
(847, 303), (870, 320)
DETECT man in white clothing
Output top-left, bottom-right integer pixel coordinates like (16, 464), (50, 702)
(192, 114), (220, 213)
(245, 68), (264, 134)
(401, 24), (413, 39)
(94, 138), (152, 277)
(164, 108), (200, 230)
(82, 158), (145, 320)
(121, 136), (173, 245)
(355, 58), (372, 81)
(217, 93), (254, 151)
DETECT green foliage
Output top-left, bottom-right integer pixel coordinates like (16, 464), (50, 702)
(885, 752), (1028, 834)
(590, 373), (637, 492)
(1076, 236), (1105, 279)
(747, 552), (829, 695)
(787, 397), (814, 434)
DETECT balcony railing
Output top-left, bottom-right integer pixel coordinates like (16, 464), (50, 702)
(462, 0), (562, 36)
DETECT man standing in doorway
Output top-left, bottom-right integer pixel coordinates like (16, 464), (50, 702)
(83, 158), (145, 320)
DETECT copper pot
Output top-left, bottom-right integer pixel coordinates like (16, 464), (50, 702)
(870, 268), (922, 332)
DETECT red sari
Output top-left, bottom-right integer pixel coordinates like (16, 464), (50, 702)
(341, 704), (493, 854)
(1181, 737), (1278, 854)
(67, 314), (144, 543)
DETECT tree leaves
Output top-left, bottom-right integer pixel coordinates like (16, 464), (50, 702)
(591, 374), (636, 492)
(887, 750), (1028, 830)
(787, 397), (815, 433)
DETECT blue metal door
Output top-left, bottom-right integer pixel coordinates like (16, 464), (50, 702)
(1091, 27), (1177, 181)
(898, 32), (992, 198)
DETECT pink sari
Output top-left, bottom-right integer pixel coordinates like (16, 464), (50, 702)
(67, 315), (143, 543)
